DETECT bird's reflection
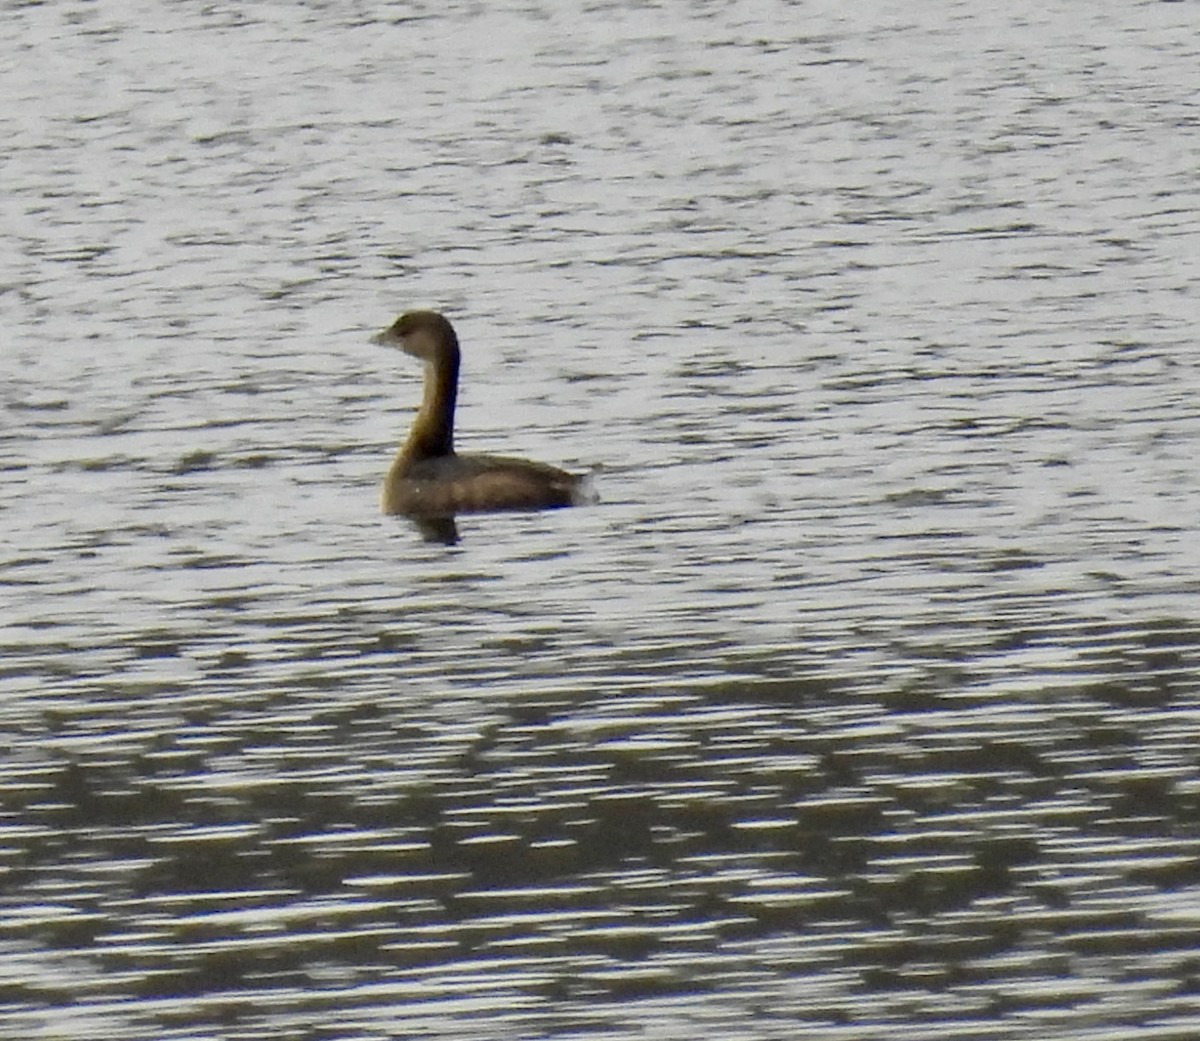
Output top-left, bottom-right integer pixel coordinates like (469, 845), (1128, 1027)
(409, 515), (459, 545)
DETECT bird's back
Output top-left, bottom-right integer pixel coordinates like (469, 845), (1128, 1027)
(382, 452), (582, 515)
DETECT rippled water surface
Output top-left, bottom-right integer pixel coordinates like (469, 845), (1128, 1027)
(3, 1), (1200, 1038)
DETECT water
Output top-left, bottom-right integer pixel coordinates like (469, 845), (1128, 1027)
(3, 0), (1200, 1038)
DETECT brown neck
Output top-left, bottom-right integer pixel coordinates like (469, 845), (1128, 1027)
(402, 353), (458, 460)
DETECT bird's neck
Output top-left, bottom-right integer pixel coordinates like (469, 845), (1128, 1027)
(402, 356), (457, 461)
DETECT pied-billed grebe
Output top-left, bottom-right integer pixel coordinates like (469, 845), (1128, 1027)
(373, 310), (586, 517)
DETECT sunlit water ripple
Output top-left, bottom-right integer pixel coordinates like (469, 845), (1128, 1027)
(2, 1), (1199, 1038)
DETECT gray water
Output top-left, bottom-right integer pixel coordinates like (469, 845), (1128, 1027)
(3, 1), (1200, 1038)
